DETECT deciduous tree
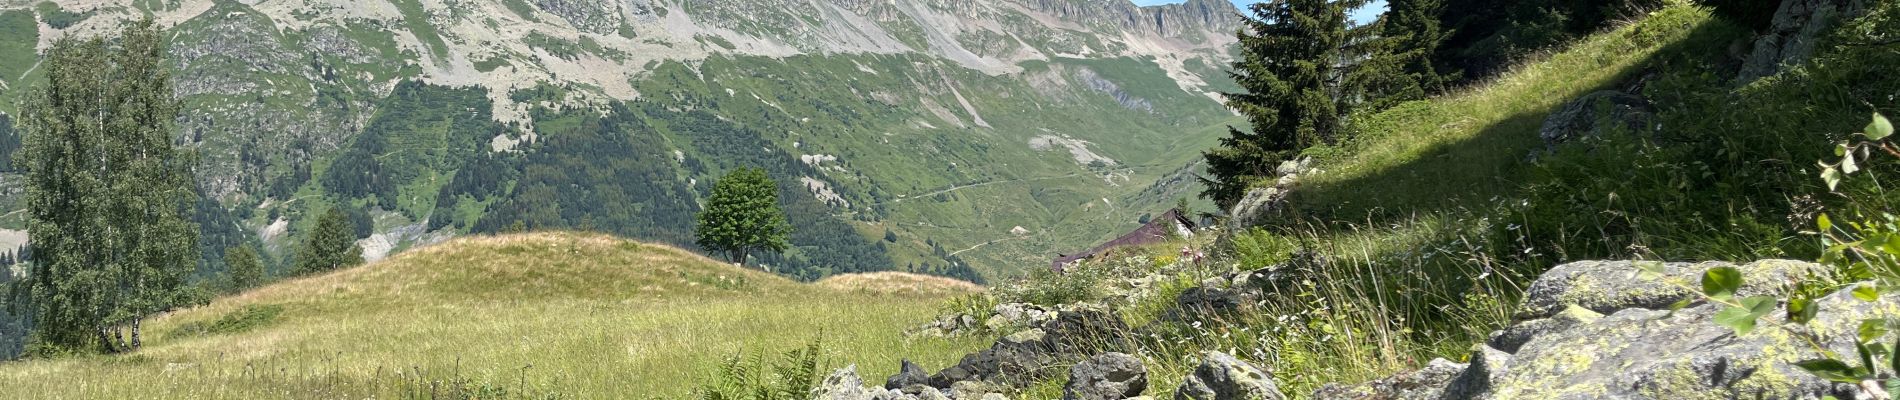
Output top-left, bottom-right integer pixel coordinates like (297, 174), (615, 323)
(15, 19), (200, 353)
(695, 167), (791, 269)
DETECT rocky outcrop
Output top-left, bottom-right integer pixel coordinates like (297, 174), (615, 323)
(1175, 351), (1286, 400)
(931, 303), (1130, 387)
(1737, 0), (1870, 83)
(1010, 0), (1241, 39)
(1064, 352), (1148, 400)
(1226, 159), (1310, 230)
(817, 366), (1010, 400)
(1537, 90), (1656, 150)
(1316, 259), (1886, 400)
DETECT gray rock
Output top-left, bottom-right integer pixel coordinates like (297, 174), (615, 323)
(1486, 305), (1603, 353)
(1514, 259), (1818, 320)
(1065, 352), (1148, 400)
(1162, 285), (1259, 322)
(1737, 0), (1869, 83)
(933, 303), (1131, 387)
(987, 303), (1056, 331)
(1311, 358), (1468, 400)
(888, 359), (932, 390)
(815, 365), (877, 400)
(1538, 90), (1656, 150)
(1440, 345), (1510, 400)
(1469, 282), (1895, 399)
(1175, 351), (1285, 400)
(1227, 187), (1286, 230)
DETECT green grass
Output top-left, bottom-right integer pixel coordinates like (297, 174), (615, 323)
(0, 9), (36, 88)
(389, 0), (449, 62)
(0, 232), (986, 398)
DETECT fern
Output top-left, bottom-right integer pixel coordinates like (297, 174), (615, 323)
(693, 338), (827, 400)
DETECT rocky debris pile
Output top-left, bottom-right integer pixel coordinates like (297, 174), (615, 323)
(825, 304), (1134, 399)
(1537, 90), (1656, 150)
(1313, 258), (1900, 399)
(907, 303), (1058, 338)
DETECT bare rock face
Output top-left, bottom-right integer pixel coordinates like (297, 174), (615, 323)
(1737, 0), (1869, 84)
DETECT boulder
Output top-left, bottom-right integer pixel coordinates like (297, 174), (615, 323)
(1439, 345), (1511, 400)
(986, 303), (1056, 332)
(933, 303), (1131, 387)
(1064, 352), (1148, 400)
(1538, 90), (1656, 150)
(1162, 285), (1259, 322)
(815, 366), (879, 400)
(1486, 305), (1602, 353)
(1175, 351), (1285, 400)
(1311, 358), (1468, 400)
(1737, 0), (1869, 83)
(888, 359), (932, 390)
(1513, 259), (1818, 320)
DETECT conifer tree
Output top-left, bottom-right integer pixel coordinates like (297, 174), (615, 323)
(15, 19), (200, 353)
(295, 206), (364, 275)
(1203, 0), (1374, 208)
(694, 167), (791, 269)
(224, 245), (264, 291)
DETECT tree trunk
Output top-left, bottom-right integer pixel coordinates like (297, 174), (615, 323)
(130, 318), (142, 350)
(97, 327), (118, 354)
(735, 250), (749, 269)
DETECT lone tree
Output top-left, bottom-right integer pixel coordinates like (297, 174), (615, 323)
(15, 19), (200, 353)
(1203, 0), (1376, 209)
(295, 206), (364, 275)
(695, 167), (790, 269)
(224, 244), (265, 291)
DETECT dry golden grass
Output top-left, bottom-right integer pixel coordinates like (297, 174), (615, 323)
(815, 272), (985, 296)
(0, 232), (986, 399)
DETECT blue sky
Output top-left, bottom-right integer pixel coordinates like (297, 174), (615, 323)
(1133, 0), (1389, 25)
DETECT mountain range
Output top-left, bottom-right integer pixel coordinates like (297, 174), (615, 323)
(0, 0), (1248, 281)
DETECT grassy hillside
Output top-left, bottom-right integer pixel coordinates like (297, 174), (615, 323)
(962, 2), (1900, 397)
(0, 232), (986, 398)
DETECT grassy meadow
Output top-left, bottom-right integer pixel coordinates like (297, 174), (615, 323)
(0, 232), (987, 399)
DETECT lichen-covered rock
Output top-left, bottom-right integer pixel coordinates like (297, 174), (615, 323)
(816, 365), (879, 400)
(1175, 351), (1285, 400)
(1441, 345), (1511, 400)
(1475, 282), (1895, 399)
(1065, 352), (1148, 400)
(1311, 358), (1468, 400)
(987, 303), (1056, 332)
(1487, 305), (1603, 353)
(1514, 260), (1818, 320)
(932, 303), (1131, 387)
(1538, 90), (1656, 149)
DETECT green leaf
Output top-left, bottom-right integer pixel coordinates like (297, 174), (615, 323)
(1856, 284), (1882, 302)
(1714, 296), (1778, 335)
(1844, 152), (1861, 174)
(1702, 267), (1743, 300)
(1795, 359), (1865, 383)
(1789, 297), (1818, 324)
(1634, 261), (1667, 280)
(1863, 319), (1893, 344)
(1820, 213), (1834, 232)
(1824, 166), (1844, 191)
(1869, 113), (1894, 141)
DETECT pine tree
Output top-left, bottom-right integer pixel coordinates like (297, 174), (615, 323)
(224, 244), (265, 291)
(1366, 0), (1454, 103)
(694, 167), (791, 269)
(295, 206), (364, 275)
(15, 19), (200, 353)
(1203, 0), (1374, 208)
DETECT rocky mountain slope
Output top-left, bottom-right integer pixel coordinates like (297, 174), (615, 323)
(0, 0), (1247, 279)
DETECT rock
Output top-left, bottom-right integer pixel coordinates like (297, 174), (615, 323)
(1175, 351), (1285, 400)
(949, 380), (1006, 400)
(1514, 259), (1818, 320)
(815, 365), (877, 400)
(1311, 358), (1468, 400)
(888, 359), (932, 390)
(933, 304), (1130, 388)
(1064, 352), (1148, 400)
(1538, 90), (1656, 150)
(1162, 285), (1258, 322)
(987, 303), (1056, 332)
(1468, 281), (1896, 399)
(1737, 0), (1869, 83)
(1485, 305), (1603, 353)
(1440, 345), (1510, 400)
(1227, 188), (1286, 231)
